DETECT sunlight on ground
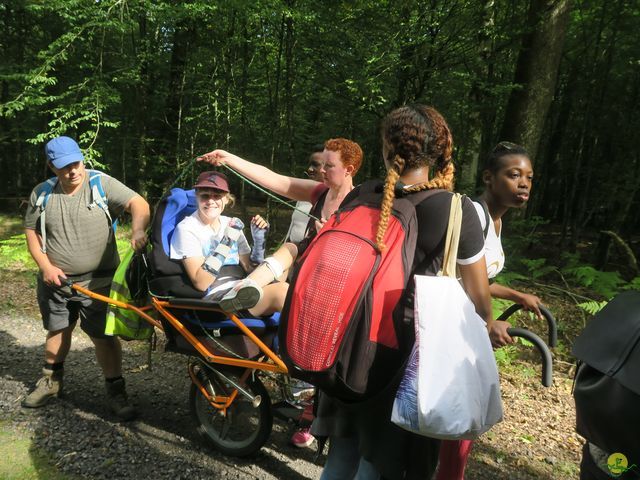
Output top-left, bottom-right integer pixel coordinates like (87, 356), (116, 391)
(0, 424), (72, 480)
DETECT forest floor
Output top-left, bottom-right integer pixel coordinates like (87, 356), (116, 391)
(0, 215), (587, 479)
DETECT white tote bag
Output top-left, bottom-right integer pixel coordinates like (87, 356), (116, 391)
(391, 194), (503, 439)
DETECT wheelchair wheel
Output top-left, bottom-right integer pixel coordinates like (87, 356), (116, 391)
(189, 364), (273, 457)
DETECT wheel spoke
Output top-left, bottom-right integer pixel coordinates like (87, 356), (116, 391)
(190, 369), (273, 456)
(220, 411), (231, 440)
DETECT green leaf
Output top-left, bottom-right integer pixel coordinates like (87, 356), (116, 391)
(577, 300), (608, 315)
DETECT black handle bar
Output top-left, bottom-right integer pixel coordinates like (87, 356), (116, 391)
(57, 276), (74, 287)
(506, 327), (553, 387)
(497, 303), (557, 348)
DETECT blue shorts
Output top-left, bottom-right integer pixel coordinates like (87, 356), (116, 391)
(37, 276), (111, 339)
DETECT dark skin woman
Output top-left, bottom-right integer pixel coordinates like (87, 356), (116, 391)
(437, 142), (543, 480)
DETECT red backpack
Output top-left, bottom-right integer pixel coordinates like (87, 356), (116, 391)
(279, 180), (440, 401)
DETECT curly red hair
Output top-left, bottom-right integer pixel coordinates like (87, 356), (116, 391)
(324, 138), (363, 176)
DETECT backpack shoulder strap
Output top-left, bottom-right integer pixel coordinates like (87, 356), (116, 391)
(88, 170), (108, 205)
(472, 197), (490, 239)
(34, 177), (58, 210)
(404, 187), (446, 207)
(87, 170), (115, 231)
(34, 177), (59, 254)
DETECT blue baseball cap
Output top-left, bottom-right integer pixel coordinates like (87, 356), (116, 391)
(45, 136), (84, 169)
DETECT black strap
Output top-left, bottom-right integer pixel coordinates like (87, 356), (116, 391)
(362, 178), (446, 206)
(404, 186), (445, 206)
(473, 197), (491, 239)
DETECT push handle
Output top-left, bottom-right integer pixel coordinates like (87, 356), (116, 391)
(497, 303), (557, 348)
(506, 327), (553, 387)
(58, 275), (74, 287)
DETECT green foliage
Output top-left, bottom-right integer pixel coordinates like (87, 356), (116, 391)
(624, 277), (640, 291)
(493, 271), (528, 287)
(563, 266), (625, 299)
(577, 300), (608, 315)
(0, 0), (638, 252)
(494, 344), (519, 367)
(491, 297), (513, 321)
(502, 216), (550, 257)
(0, 235), (36, 270)
(519, 258), (557, 280)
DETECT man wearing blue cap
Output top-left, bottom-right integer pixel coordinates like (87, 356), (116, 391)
(22, 136), (150, 420)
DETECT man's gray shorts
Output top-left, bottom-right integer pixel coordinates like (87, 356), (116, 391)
(37, 277), (110, 339)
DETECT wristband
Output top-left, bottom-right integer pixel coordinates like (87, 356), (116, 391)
(202, 254), (223, 276)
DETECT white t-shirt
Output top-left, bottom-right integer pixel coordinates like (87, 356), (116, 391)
(170, 212), (251, 261)
(170, 213), (252, 298)
(286, 200), (312, 244)
(473, 201), (505, 279)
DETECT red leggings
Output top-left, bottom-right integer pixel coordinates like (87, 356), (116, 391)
(436, 439), (474, 480)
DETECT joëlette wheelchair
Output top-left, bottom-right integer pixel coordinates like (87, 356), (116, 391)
(62, 187), (557, 457)
(65, 187), (308, 457)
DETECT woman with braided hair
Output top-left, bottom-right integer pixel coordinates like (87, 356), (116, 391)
(312, 105), (501, 480)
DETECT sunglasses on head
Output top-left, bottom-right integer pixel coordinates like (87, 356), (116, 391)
(496, 141), (520, 151)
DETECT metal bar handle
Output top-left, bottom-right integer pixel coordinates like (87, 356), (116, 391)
(498, 303), (557, 348)
(506, 327), (553, 387)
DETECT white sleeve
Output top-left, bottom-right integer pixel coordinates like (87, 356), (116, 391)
(457, 250), (485, 266)
(170, 223), (204, 259)
(472, 201), (487, 232)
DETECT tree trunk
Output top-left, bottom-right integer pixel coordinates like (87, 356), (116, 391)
(499, 0), (572, 161)
(458, 0), (495, 194)
(165, 16), (195, 164)
(284, 11), (296, 176)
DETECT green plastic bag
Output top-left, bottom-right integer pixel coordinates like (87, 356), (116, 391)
(105, 247), (153, 340)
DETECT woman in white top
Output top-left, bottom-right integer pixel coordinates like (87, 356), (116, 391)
(436, 141), (542, 480)
(170, 171), (297, 316)
(476, 141), (542, 327)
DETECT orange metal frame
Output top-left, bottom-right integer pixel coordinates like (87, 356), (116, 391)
(69, 283), (288, 412)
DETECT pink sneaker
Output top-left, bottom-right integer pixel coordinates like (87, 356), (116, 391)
(291, 427), (314, 448)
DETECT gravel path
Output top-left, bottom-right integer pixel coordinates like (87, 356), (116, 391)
(0, 310), (323, 480)
(0, 274), (583, 479)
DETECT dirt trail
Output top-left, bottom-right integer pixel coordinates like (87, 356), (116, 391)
(0, 271), (583, 479)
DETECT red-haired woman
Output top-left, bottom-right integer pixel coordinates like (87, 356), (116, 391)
(198, 138), (363, 248)
(198, 138), (364, 448)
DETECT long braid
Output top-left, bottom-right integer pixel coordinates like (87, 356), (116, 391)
(403, 162), (456, 194)
(376, 156), (404, 251)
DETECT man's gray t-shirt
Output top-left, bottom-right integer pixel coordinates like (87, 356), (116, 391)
(24, 172), (137, 279)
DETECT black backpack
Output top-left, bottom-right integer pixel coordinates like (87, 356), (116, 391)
(572, 290), (640, 470)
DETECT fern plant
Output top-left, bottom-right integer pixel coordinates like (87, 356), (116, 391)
(520, 258), (557, 280)
(563, 265), (625, 298)
(577, 300), (609, 315)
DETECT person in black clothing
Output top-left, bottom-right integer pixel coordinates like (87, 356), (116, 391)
(312, 105), (499, 480)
